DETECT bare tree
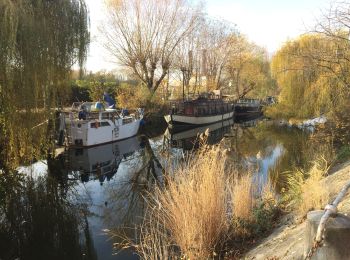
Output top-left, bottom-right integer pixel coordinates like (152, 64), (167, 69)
(172, 30), (201, 98)
(102, 0), (202, 96)
(200, 19), (237, 91)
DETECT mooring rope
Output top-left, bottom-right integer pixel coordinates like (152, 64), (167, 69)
(315, 179), (350, 243)
(305, 178), (350, 259)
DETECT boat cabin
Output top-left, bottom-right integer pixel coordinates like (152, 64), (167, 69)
(170, 98), (233, 117)
(235, 98), (261, 107)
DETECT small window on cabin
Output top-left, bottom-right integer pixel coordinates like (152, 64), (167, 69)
(122, 118), (133, 125)
(90, 121), (110, 128)
(100, 122), (110, 127)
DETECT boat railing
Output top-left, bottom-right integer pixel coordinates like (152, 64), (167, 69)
(235, 99), (261, 107)
(236, 98), (261, 104)
(65, 110), (121, 121)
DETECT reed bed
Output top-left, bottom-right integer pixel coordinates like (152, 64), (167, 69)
(285, 156), (330, 216)
(230, 174), (254, 222)
(131, 142), (279, 259)
(146, 147), (228, 258)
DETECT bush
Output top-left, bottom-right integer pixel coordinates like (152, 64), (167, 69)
(264, 103), (295, 119)
(150, 147), (229, 259)
(116, 83), (164, 110)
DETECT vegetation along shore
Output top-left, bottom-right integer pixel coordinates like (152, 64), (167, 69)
(1, 0), (350, 259)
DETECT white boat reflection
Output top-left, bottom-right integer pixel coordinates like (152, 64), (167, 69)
(67, 136), (143, 182)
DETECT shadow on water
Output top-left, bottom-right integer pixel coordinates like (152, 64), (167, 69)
(0, 134), (164, 260)
(0, 169), (98, 260)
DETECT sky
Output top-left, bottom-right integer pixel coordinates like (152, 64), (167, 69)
(84, 0), (331, 72)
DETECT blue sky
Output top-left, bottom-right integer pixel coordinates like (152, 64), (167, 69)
(85, 0), (331, 72)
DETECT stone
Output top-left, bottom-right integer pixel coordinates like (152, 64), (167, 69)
(304, 210), (350, 259)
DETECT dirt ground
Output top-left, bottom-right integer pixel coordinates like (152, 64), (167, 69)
(243, 161), (350, 260)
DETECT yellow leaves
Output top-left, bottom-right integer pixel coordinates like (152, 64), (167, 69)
(271, 33), (350, 118)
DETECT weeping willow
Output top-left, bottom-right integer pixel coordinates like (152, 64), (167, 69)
(271, 34), (350, 119)
(0, 0), (89, 169)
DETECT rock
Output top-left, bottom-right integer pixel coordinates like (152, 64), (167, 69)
(304, 210), (350, 259)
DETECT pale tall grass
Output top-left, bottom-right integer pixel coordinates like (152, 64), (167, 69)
(286, 156), (330, 216)
(135, 210), (174, 260)
(230, 174), (254, 222)
(152, 147), (228, 258)
(133, 143), (278, 259)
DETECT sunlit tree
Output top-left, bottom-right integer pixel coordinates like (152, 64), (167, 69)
(226, 35), (275, 98)
(103, 0), (202, 96)
(271, 34), (348, 118)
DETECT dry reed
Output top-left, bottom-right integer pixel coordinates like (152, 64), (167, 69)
(286, 157), (330, 216)
(153, 147), (228, 258)
(230, 174), (254, 222)
(134, 143), (279, 259)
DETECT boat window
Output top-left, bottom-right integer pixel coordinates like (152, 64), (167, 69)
(122, 118), (133, 125)
(90, 121), (110, 128)
(100, 121), (111, 127)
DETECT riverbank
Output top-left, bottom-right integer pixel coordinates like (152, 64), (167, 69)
(244, 160), (350, 259)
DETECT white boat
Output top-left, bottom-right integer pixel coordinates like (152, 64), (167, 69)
(164, 94), (234, 127)
(165, 112), (233, 126)
(62, 102), (143, 147)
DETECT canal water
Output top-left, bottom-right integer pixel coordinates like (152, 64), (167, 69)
(0, 117), (335, 259)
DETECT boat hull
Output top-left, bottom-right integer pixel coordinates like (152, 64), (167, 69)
(164, 111), (234, 127)
(164, 119), (234, 150)
(234, 105), (262, 118)
(68, 118), (141, 147)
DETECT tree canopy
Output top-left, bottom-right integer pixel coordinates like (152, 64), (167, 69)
(0, 0), (89, 169)
(271, 34), (349, 118)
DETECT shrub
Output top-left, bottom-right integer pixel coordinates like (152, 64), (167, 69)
(336, 145), (350, 163)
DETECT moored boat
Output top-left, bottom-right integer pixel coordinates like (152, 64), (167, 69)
(61, 102), (143, 147)
(164, 93), (234, 128)
(164, 118), (234, 150)
(234, 98), (262, 118)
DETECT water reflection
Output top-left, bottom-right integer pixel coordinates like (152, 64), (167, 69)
(225, 119), (329, 191)
(63, 136), (163, 260)
(164, 119), (234, 150)
(68, 137), (143, 183)
(0, 172), (97, 260)
(0, 135), (166, 260)
(0, 116), (340, 259)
